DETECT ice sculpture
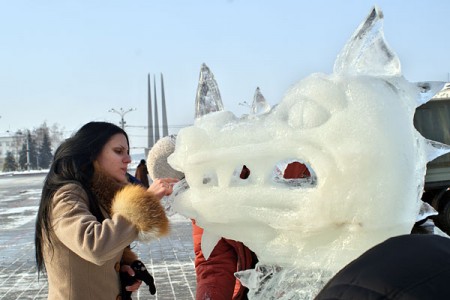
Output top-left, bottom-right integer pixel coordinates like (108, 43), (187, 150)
(169, 6), (450, 298)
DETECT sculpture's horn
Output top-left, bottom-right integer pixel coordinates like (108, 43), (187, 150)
(333, 5), (400, 77)
(252, 87), (271, 115)
(194, 63), (224, 119)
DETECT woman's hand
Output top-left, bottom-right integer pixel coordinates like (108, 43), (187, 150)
(148, 178), (179, 199)
(120, 264), (142, 292)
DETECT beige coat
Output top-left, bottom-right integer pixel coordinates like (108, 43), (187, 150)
(44, 183), (169, 300)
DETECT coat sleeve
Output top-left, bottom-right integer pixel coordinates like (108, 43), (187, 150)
(192, 222), (238, 300)
(51, 184), (138, 266)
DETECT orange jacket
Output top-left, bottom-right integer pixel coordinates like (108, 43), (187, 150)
(192, 222), (257, 300)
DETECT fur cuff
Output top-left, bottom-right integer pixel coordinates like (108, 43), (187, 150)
(111, 185), (169, 241)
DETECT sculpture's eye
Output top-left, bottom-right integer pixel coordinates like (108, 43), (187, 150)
(273, 160), (317, 188)
(288, 98), (330, 129)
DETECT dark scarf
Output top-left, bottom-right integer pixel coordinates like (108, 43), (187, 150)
(90, 171), (127, 218)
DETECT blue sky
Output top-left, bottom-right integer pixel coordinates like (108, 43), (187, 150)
(1, 0), (449, 154)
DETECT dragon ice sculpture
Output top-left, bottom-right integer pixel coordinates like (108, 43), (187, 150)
(169, 6), (450, 298)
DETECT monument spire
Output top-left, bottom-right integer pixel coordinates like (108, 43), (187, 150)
(161, 73), (169, 137)
(147, 73), (154, 149)
(153, 75), (160, 143)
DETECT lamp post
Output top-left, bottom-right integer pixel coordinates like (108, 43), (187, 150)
(108, 108), (136, 129)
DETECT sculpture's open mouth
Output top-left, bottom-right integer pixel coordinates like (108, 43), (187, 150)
(200, 160), (317, 188)
(232, 161), (317, 188)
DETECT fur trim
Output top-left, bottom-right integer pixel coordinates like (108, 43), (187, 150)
(90, 170), (125, 215)
(111, 185), (169, 241)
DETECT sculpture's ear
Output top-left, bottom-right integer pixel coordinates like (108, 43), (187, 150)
(333, 6), (400, 77)
(194, 63), (225, 119)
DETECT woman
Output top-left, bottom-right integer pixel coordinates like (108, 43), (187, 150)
(35, 122), (177, 300)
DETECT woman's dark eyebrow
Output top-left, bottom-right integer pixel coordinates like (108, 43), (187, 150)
(114, 144), (128, 150)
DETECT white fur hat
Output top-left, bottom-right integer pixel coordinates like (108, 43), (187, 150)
(147, 135), (185, 180)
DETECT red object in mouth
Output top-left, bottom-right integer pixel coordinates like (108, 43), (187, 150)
(240, 165), (251, 179)
(283, 161), (311, 179)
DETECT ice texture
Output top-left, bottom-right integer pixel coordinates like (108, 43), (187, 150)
(194, 63), (224, 119)
(252, 87), (271, 115)
(168, 6), (450, 299)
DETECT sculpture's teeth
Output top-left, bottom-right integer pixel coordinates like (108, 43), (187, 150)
(415, 81), (446, 107)
(424, 138), (450, 162)
(201, 230), (221, 260)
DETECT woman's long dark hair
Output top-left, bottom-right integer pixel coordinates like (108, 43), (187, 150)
(35, 121), (129, 275)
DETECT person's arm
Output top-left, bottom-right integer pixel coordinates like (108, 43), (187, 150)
(52, 184), (169, 265)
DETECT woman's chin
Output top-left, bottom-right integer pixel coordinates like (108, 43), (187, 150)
(113, 174), (128, 184)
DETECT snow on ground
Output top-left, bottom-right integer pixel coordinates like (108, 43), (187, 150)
(0, 203), (39, 229)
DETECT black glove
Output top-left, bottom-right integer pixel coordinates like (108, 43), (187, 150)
(120, 260), (156, 299)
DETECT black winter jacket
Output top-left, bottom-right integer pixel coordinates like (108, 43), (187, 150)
(315, 234), (450, 300)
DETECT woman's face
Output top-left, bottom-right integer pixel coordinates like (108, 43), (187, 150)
(95, 133), (131, 183)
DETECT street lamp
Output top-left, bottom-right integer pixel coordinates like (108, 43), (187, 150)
(108, 107), (136, 129)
